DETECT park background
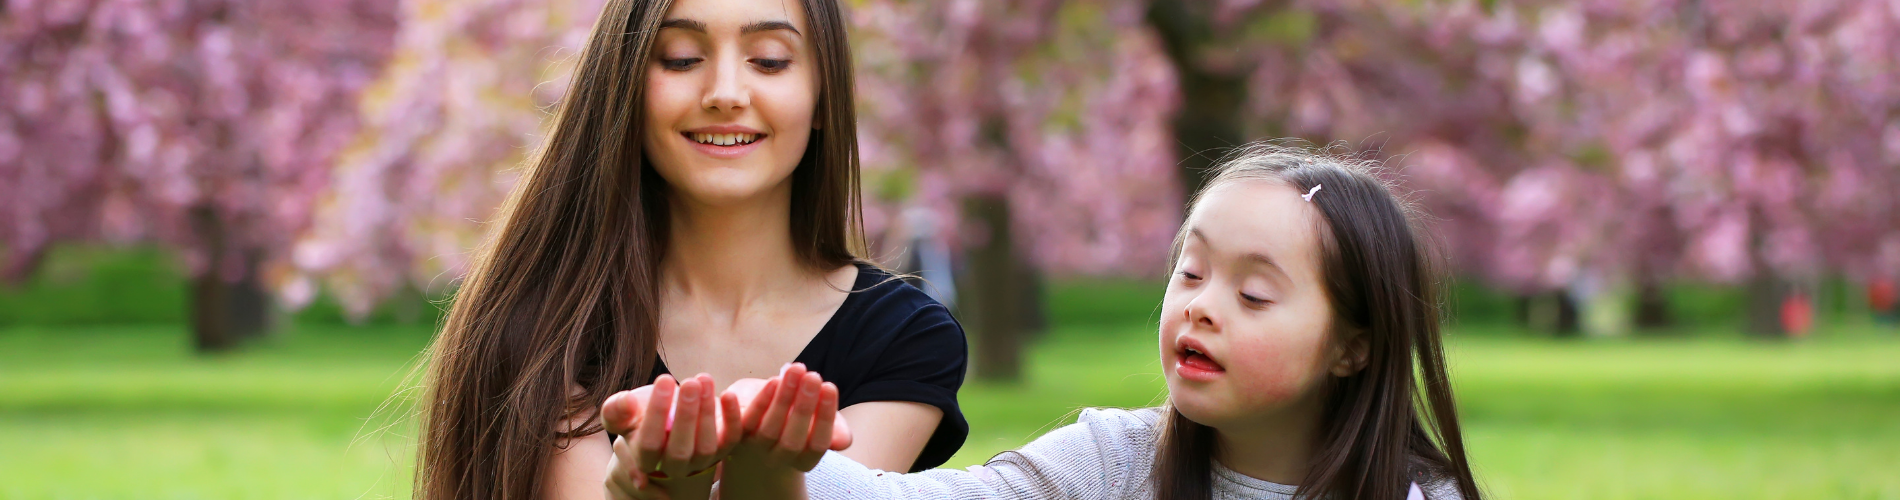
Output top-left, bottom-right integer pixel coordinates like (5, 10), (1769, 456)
(4, 0), (1900, 498)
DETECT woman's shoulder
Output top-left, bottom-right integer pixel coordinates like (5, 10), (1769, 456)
(847, 263), (952, 315)
(825, 262), (961, 343)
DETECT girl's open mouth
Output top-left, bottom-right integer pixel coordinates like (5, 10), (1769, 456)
(1176, 338), (1225, 381)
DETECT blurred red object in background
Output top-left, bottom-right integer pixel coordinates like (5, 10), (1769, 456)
(1870, 280), (1897, 313)
(1781, 293), (1814, 338)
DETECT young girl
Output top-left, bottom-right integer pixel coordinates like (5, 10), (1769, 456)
(415, 0), (969, 498)
(605, 141), (1483, 499)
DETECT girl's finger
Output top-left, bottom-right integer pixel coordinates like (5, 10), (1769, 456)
(755, 363), (806, 440)
(664, 376), (703, 466)
(634, 375), (676, 473)
(740, 378), (779, 435)
(692, 374), (719, 460)
(778, 371), (824, 452)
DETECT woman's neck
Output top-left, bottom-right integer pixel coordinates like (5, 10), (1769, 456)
(662, 183), (815, 310)
(1210, 403), (1325, 486)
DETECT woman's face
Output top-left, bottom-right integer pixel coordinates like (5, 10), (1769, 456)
(1159, 180), (1360, 431)
(643, 0), (818, 207)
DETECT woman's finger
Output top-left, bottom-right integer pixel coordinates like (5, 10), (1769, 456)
(740, 378), (779, 435)
(778, 371), (824, 453)
(601, 386), (653, 437)
(755, 363), (806, 440)
(634, 375), (676, 473)
(663, 375), (703, 470)
(692, 374), (719, 462)
(718, 391), (743, 450)
(609, 435), (648, 492)
(806, 382), (839, 454)
(830, 412), (854, 451)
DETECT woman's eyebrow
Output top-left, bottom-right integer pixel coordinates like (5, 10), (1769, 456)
(740, 20), (800, 36)
(660, 18), (707, 32)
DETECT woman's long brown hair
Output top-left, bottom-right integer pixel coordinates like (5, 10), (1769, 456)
(414, 0), (863, 497)
(1153, 141), (1481, 500)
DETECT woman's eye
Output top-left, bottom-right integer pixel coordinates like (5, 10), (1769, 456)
(752, 58), (791, 72)
(661, 57), (702, 71)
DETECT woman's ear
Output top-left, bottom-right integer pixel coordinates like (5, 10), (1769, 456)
(1329, 328), (1371, 377)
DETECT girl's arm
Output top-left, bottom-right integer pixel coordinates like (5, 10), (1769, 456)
(794, 418), (1137, 500)
(725, 375), (1143, 500)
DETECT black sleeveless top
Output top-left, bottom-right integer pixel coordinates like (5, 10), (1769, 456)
(647, 263), (969, 471)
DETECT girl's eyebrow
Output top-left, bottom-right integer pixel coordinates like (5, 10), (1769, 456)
(1189, 227), (1288, 278)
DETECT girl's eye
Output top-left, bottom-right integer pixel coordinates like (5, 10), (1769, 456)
(1177, 271), (1202, 281)
(1240, 292), (1269, 306)
(752, 58), (791, 72)
(661, 57), (703, 71)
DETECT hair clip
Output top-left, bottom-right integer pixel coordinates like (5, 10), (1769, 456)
(1302, 184), (1323, 202)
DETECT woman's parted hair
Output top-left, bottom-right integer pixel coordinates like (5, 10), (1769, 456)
(414, 0), (864, 498)
(1153, 140), (1481, 500)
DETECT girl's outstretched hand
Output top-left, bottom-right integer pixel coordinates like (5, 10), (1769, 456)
(736, 363), (854, 472)
(600, 373), (742, 499)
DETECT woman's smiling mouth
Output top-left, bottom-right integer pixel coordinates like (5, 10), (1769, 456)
(681, 125), (768, 159)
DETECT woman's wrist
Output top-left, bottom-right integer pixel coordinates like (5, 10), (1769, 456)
(716, 448), (808, 500)
(646, 465), (720, 500)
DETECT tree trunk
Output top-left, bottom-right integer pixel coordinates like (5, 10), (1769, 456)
(1520, 290), (1580, 336)
(1147, 1), (1250, 197)
(1633, 280), (1673, 330)
(959, 195), (1028, 382)
(187, 207), (274, 353)
(1746, 272), (1785, 337)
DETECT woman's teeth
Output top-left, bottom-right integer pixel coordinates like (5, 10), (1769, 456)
(691, 133), (759, 146)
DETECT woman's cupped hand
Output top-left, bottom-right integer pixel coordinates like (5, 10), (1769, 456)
(599, 363), (853, 499)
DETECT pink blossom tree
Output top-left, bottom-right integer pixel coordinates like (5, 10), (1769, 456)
(1187, 0), (1900, 335)
(851, 0), (1182, 379)
(0, 0), (397, 350)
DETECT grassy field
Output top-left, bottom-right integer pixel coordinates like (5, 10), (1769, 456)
(2, 319), (1897, 499)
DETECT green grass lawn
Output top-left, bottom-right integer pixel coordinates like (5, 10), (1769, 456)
(2, 320), (1897, 499)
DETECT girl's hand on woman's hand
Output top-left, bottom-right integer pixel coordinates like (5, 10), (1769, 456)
(600, 373), (741, 498)
(736, 363), (854, 472)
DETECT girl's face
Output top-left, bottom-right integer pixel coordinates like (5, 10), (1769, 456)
(643, 0), (818, 206)
(1160, 180), (1363, 431)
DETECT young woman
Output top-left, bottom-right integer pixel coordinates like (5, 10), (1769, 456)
(608, 142), (1484, 500)
(413, 0), (968, 498)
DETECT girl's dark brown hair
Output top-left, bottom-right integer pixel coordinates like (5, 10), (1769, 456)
(414, 0), (863, 497)
(1153, 141), (1480, 500)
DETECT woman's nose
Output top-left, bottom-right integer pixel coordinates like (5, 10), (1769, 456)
(701, 54), (749, 112)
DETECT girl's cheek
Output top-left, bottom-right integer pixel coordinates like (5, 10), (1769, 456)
(1229, 337), (1325, 405)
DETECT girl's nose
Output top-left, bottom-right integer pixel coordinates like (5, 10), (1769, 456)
(1183, 294), (1218, 331)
